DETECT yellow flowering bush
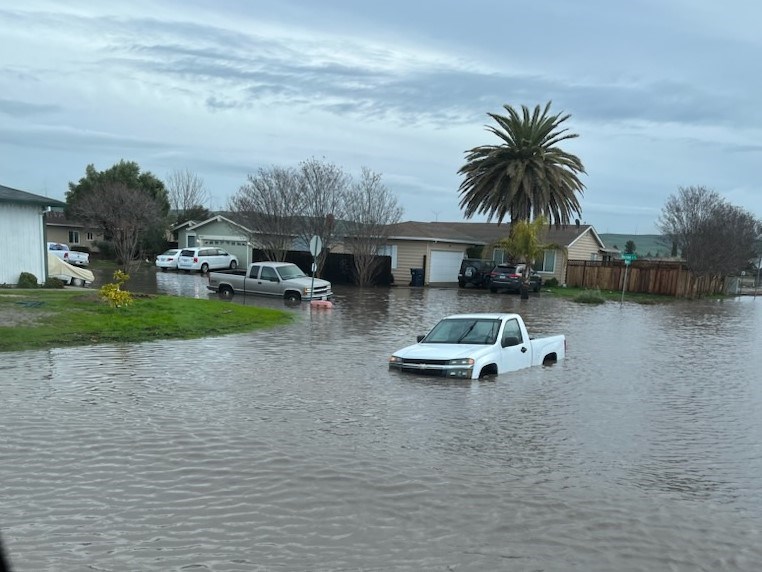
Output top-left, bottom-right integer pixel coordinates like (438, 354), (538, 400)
(99, 270), (133, 308)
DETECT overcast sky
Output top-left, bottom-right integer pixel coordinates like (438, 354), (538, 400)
(2, 1), (761, 234)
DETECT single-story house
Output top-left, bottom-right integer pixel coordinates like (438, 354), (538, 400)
(45, 211), (103, 252)
(382, 221), (608, 286)
(173, 215), (254, 268)
(1, 183), (66, 285)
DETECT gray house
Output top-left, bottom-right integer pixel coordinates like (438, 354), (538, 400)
(1, 184), (66, 286)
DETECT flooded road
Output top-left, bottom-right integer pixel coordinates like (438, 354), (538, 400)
(2, 271), (762, 571)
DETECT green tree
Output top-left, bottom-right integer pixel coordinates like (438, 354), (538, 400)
(458, 101), (586, 226)
(624, 240), (636, 254)
(498, 216), (550, 298)
(66, 160), (170, 271)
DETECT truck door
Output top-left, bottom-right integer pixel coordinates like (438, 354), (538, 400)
(498, 318), (533, 373)
(258, 266), (281, 296)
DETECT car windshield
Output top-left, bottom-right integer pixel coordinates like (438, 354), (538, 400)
(276, 265), (307, 280)
(162, 250), (180, 256)
(422, 318), (500, 345)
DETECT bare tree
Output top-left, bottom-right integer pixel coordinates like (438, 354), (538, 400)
(658, 185), (761, 278)
(343, 167), (403, 286)
(227, 166), (301, 261)
(296, 157), (350, 276)
(72, 182), (164, 274)
(166, 169), (210, 223)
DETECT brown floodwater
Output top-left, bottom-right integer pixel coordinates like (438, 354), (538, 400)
(1, 269), (761, 571)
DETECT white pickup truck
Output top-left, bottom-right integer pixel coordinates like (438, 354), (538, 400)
(207, 261), (333, 302)
(47, 242), (90, 267)
(389, 313), (565, 379)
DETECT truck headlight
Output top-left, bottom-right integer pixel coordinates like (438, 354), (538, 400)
(448, 358), (474, 366)
(389, 356), (402, 364)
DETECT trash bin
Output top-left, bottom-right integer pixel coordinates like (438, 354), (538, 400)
(410, 268), (424, 287)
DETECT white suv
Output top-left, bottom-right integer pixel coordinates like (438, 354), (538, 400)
(177, 247), (239, 273)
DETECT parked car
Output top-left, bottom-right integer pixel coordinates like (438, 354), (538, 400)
(47, 242), (89, 267)
(489, 264), (542, 293)
(177, 247), (239, 273)
(458, 258), (495, 288)
(207, 261), (333, 302)
(389, 312), (565, 379)
(155, 248), (182, 271)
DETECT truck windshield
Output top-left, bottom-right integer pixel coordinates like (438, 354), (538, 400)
(277, 265), (307, 280)
(422, 318), (500, 345)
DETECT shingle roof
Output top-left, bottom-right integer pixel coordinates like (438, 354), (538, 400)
(387, 220), (602, 248)
(0, 184), (66, 208)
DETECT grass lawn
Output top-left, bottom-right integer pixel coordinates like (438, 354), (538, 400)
(0, 288), (293, 352)
(543, 286), (676, 304)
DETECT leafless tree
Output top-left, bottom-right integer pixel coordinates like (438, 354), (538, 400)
(343, 167), (403, 286)
(166, 169), (210, 223)
(658, 185), (761, 278)
(296, 158), (350, 276)
(227, 166), (302, 261)
(72, 182), (164, 274)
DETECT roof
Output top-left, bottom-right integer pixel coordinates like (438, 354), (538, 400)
(386, 221), (604, 248)
(0, 183), (66, 208)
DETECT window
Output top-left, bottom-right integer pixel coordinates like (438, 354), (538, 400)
(534, 250), (556, 273)
(68, 231), (80, 244)
(492, 248), (507, 264)
(249, 265), (261, 279)
(260, 266), (278, 281)
(502, 318), (524, 344)
(86, 232), (94, 241)
(377, 245), (398, 269)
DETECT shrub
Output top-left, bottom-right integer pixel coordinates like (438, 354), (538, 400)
(44, 277), (66, 289)
(574, 289), (606, 304)
(17, 272), (39, 288)
(99, 270), (133, 308)
(544, 277), (559, 287)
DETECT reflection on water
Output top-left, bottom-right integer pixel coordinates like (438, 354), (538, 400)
(2, 275), (762, 571)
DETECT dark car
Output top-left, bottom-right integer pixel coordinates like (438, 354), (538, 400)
(458, 259), (495, 288)
(489, 264), (542, 293)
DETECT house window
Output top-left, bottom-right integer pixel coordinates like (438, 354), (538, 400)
(590, 253), (599, 261)
(377, 245), (398, 269)
(68, 231), (80, 244)
(534, 250), (556, 273)
(492, 248), (506, 263)
(86, 232), (94, 241)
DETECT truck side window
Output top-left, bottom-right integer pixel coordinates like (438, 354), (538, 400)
(260, 267), (278, 282)
(502, 318), (523, 345)
(249, 265), (260, 279)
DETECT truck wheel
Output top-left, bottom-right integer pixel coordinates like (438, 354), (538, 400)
(200, 263), (209, 274)
(489, 287), (497, 293)
(218, 285), (234, 298)
(284, 292), (301, 303)
(458, 280), (465, 288)
(230, 260), (238, 269)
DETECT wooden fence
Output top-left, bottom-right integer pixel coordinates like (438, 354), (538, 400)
(565, 260), (724, 298)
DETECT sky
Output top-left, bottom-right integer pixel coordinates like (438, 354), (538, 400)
(2, 1), (761, 234)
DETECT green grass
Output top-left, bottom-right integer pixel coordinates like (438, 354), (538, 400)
(0, 289), (294, 352)
(542, 286), (675, 304)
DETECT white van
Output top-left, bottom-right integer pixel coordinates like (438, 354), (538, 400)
(177, 247), (239, 273)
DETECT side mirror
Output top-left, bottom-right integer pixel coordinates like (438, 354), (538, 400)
(416, 335), (425, 343)
(502, 336), (520, 348)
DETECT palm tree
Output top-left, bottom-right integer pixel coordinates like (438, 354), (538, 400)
(458, 101), (586, 226)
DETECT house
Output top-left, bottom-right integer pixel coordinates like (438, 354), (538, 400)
(382, 221), (607, 286)
(173, 215), (253, 268)
(45, 211), (103, 252)
(1, 184), (66, 285)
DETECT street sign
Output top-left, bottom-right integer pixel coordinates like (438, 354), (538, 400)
(309, 235), (323, 257)
(622, 253), (637, 266)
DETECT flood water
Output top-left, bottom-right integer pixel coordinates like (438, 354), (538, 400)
(2, 270), (762, 571)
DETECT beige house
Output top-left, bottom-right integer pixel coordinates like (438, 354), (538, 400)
(383, 221), (608, 286)
(45, 211), (103, 252)
(173, 215), (253, 267)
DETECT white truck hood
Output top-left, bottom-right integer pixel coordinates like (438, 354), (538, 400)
(395, 342), (493, 360)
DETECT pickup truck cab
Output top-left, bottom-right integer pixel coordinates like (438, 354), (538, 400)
(389, 313), (565, 379)
(47, 242), (90, 267)
(207, 261), (333, 302)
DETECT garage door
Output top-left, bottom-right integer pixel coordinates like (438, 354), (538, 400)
(429, 250), (466, 283)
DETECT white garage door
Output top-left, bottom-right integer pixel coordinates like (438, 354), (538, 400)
(429, 250), (465, 283)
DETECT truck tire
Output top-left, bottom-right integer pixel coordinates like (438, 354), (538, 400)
(284, 291), (301, 303)
(218, 285), (234, 298)
(200, 263), (209, 274)
(230, 260), (238, 269)
(458, 280), (465, 288)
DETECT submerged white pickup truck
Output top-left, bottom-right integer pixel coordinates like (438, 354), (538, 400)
(47, 242), (90, 267)
(389, 313), (566, 379)
(207, 261), (333, 302)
